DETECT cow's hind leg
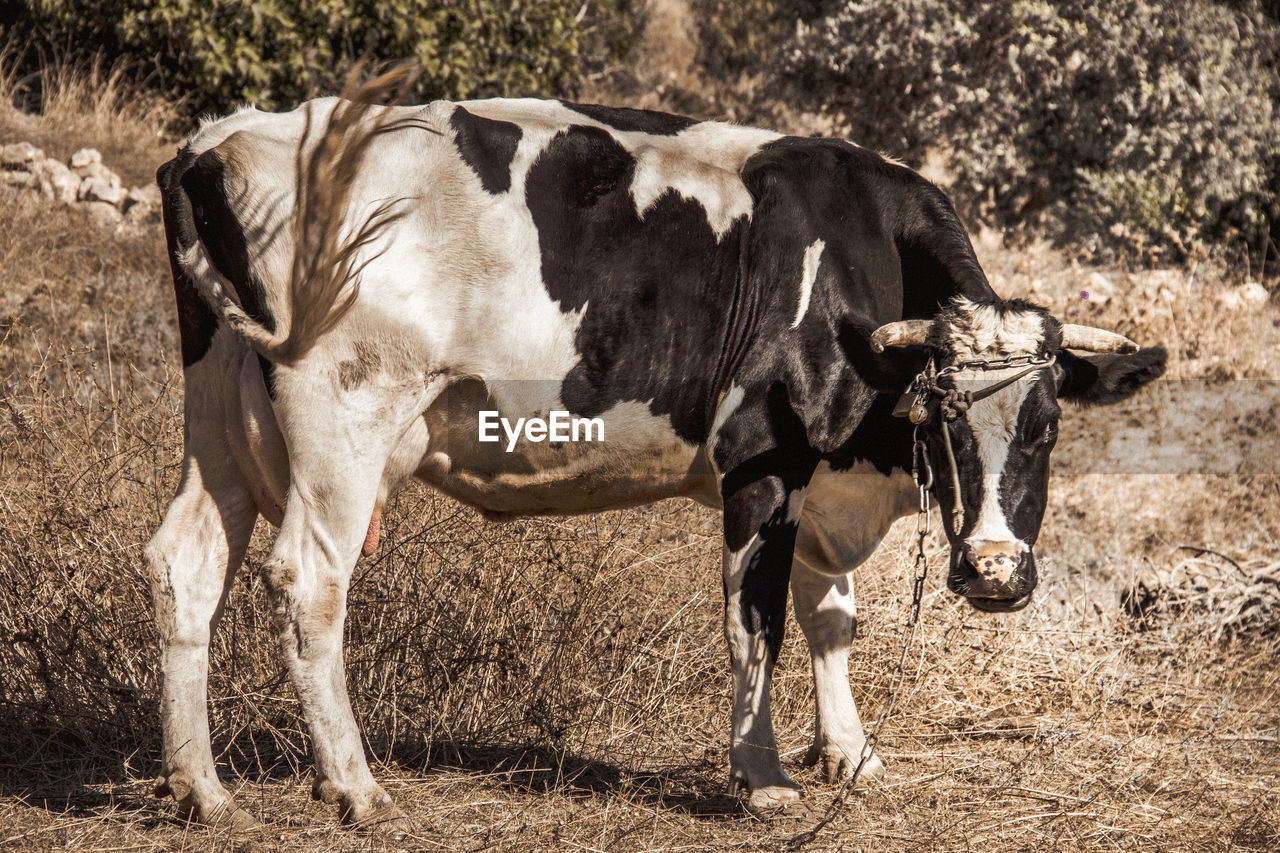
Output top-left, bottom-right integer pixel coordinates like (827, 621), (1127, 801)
(262, 473), (404, 828)
(256, 379), (435, 831)
(148, 439), (259, 828)
(790, 563), (885, 784)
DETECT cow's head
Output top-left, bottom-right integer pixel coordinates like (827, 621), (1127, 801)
(871, 297), (1165, 612)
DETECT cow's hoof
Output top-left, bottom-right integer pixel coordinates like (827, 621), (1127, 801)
(173, 799), (261, 832)
(350, 805), (412, 837)
(728, 755), (804, 814)
(157, 774), (262, 832)
(803, 743), (886, 785)
(745, 785), (804, 814)
(322, 782), (407, 835)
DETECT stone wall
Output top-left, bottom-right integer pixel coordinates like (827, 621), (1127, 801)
(1, 141), (160, 230)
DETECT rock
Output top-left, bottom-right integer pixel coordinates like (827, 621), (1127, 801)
(1, 141), (44, 168)
(1216, 282), (1270, 312)
(80, 176), (128, 205)
(73, 159), (121, 187)
(69, 147), (103, 169)
(1, 169), (33, 186)
(1239, 282), (1269, 306)
(127, 183), (161, 208)
(123, 198), (157, 225)
(32, 160), (80, 203)
(123, 185), (160, 216)
(84, 200), (123, 227)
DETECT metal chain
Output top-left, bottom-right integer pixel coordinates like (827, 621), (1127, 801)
(935, 352), (1053, 378)
(778, 436), (934, 851)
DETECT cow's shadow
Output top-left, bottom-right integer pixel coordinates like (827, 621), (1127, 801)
(0, 709), (172, 828)
(0, 721), (757, 825)
(378, 739), (748, 819)
(0, 710), (306, 829)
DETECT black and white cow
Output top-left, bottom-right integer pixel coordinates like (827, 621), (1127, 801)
(148, 94), (1165, 828)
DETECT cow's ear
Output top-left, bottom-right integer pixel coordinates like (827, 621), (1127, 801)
(1055, 346), (1166, 406)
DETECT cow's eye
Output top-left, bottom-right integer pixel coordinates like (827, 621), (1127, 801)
(1042, 421), (1058, 445)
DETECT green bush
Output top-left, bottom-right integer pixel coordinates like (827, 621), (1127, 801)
(5, 0), (642, 113)
(780, 0), (1280, 260)
(692, 0), (822, 78)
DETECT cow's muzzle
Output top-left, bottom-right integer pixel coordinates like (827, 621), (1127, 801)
(948, 543), (1036, 612)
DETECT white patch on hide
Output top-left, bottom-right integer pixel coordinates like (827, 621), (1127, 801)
(950, 365), (1037, 550)
(785, 489), (808, 524)
(458, 99), (781, 240)
(623, 121), (783, 239)
(793, 460), (917, 575)
(708, 384), (746, 456)
(792, 239), (825, 329)
(722, 533), (772, 745)
(722, 534), (800, 803)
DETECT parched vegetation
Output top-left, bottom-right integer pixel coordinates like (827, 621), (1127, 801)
(1, 5), (1279, 852)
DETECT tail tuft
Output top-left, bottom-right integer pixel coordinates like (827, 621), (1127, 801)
(281, 62), (424, 361)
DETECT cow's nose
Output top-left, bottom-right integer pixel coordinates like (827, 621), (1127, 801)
(963, 541), (1023, 585)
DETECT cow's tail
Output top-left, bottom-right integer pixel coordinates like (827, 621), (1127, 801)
(162, 63), (423, 364)
(275, 64), (424, 361)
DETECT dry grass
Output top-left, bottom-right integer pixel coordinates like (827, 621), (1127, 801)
(0, 42), (178, 188)
(2, 43), (1279, 853)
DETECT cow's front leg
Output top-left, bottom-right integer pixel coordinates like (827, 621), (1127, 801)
(720, 468), (812, 812)
(790, 562), (885, 784)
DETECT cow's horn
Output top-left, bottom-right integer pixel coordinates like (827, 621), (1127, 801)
(1060, 324), (1139, 354)
(869, 320), (933, 352)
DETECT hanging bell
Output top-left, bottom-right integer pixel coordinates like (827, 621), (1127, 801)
(908, 399), (929, 424)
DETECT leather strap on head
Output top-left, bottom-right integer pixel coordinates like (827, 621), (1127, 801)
(895, 355), (1056, 536)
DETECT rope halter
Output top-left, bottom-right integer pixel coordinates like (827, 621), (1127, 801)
(894, 353), (1056, 536)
